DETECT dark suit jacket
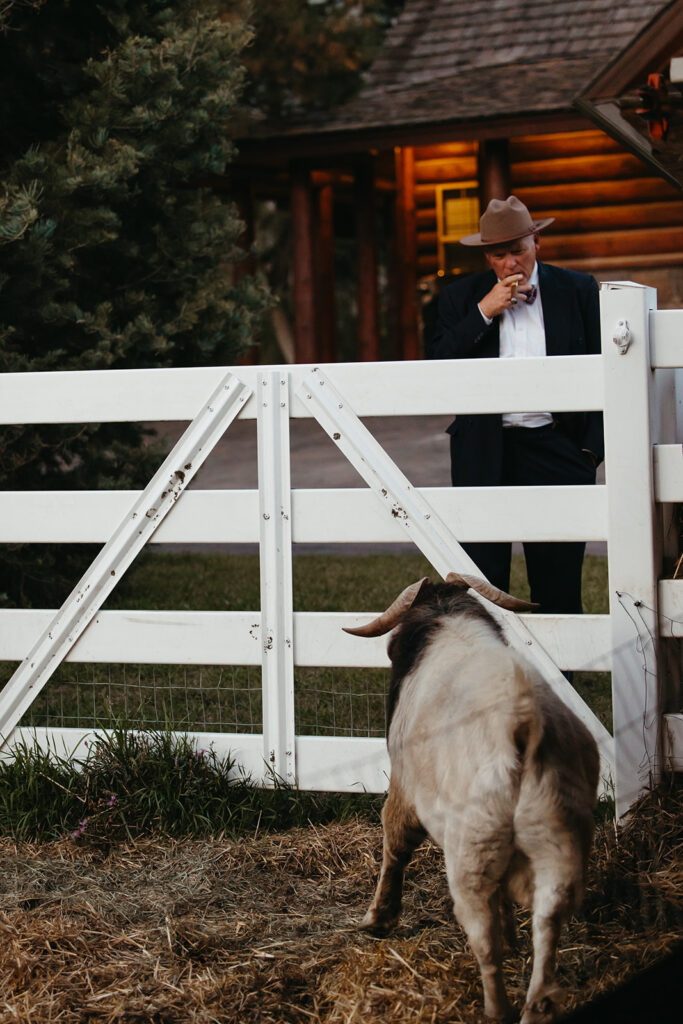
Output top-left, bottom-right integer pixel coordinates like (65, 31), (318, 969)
(428, 261), (604, 486)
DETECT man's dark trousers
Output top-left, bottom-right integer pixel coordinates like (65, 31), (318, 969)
(456, 421), (597, 614)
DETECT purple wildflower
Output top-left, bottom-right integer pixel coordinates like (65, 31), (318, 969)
(71, 818), (88, 840)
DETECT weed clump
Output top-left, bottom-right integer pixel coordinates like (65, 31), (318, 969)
(0, 728), (382, 843)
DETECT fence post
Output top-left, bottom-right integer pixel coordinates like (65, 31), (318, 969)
(257, 371), (296, 786)
(600, 281), (660, 817)
(651, 325), (680, 732)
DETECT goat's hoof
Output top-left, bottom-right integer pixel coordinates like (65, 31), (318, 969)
(483, 997), (515, 1023)
(359, 908), (397, 935)
(520, 993), (561, 1024)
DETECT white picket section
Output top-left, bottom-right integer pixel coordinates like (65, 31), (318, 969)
(654, 445), (683, 502)
(650, 309), (683, 778)
(0, 372), (253, 747)
(0, 354), (603, 422)
(0, 609), (612, 672)
(660, 580), (683, 637)
(0, 485), (607, 544)
(0, 282), (681, 815)
(298, 366), (614, 778)
(650, 309), (683, 367)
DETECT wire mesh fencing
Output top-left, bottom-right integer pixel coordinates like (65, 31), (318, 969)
(19, 664), (264, 735)
(13, 663), (393, 739)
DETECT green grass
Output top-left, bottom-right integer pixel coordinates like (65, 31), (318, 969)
(0, 551), (612, 735)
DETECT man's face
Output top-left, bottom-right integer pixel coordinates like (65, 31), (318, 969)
(484, 233), (539, 282)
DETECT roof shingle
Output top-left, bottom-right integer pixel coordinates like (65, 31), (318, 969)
(362, 0), (668, 91)
(243, 0), (674, 143)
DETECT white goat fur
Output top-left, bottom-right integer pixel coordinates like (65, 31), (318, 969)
(361, 586), (599, 1024)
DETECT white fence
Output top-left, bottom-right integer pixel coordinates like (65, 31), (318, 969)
(0, 281), (681, 817)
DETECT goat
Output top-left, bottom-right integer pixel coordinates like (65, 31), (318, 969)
(344, 573), (599, 1024)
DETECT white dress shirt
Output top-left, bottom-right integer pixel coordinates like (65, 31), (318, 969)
(480, 262), (553, 429)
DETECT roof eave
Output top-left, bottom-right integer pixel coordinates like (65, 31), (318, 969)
(575, 0), (683, 190)
(235, 108), (589, 163)
(580, 0), (683, 99)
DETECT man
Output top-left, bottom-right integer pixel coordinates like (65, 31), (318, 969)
(429, 195), (603, 614)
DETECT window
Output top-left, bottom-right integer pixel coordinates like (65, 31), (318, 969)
(435, 182), (481, 277)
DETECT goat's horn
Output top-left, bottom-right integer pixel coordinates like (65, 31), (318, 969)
(445, 572), (539, 611)
(342, 577), (431, 638)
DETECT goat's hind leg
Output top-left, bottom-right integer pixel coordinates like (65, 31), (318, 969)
(521, 837), (587, 1024)
(361, 782), (425, 934)
(445, 822), (516, 1023)
(520, 874), (572, 1024)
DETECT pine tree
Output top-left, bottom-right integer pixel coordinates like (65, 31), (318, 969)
(0, 1), (271, 606)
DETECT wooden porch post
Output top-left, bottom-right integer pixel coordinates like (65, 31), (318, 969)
(290, 163), (317, 363)
(316, 183), (337, 362)
(479, 138), (509, 205)
(478, 138), (511, 205)
(233, 180), (259, 366)
(394, 146), (420, 360)
(384, 192), (401, 362)
(355, 157), (380, 361)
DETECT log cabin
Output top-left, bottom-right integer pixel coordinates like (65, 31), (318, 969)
(235, 0), (683, 363)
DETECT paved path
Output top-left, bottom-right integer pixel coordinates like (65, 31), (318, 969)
(153, 416), (605, 555)
(158, 415), (452, 492)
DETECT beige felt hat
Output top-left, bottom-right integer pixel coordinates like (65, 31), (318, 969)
(460, 195), (554, 247)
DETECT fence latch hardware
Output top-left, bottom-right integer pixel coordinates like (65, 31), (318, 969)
(613, 319), (633, 354)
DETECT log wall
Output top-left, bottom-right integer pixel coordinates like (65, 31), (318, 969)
(411, 130), (683, 279)
(512, 131), (683, 269)
(413, 141), (479, 276)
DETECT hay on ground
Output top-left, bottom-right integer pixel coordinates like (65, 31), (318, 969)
(0, 780), (681, 1023)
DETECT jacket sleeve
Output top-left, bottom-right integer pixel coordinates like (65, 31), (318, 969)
(582, 274), (601, 356)
(428, 282), (497, 359)
(579, 275), (605, 463)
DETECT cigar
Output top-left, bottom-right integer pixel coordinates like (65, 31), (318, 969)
(510, 281), (517, 304)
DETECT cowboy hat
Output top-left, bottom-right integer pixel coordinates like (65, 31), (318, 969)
(459, 195), (554, 247)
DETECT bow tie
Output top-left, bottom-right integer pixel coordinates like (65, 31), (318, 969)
(524, 285), (538, 305)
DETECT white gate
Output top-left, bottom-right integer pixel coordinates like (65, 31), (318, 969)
(0, 282), (681, 817)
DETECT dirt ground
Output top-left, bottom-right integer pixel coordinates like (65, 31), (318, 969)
(1, 788), (681, 1023)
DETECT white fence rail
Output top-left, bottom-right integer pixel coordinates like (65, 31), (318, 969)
(0, 282), (681, 816)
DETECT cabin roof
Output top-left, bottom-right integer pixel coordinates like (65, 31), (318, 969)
(365, 0), (667, 92)
(242, 0), (674, 148)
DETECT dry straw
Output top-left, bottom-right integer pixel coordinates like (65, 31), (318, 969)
(0, 779), (681, 1023)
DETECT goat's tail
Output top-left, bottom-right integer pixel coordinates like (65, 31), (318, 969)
(508, 660), (545, 772)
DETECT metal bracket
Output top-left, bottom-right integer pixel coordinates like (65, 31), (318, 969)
(0, 371), (252, 749)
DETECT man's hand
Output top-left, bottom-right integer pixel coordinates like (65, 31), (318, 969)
(478, 274), (531, 318)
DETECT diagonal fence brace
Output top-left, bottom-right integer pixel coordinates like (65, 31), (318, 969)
(298, 367), (615, 783)
(0, 371), (252, 750)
